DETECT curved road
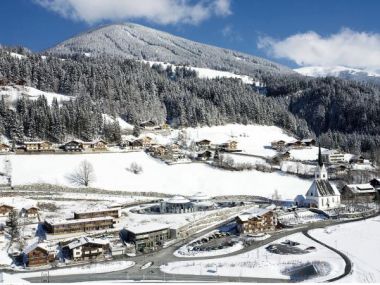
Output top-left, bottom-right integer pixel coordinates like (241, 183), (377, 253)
(24, 211), (379, 283)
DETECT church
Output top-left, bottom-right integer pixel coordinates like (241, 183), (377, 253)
(296, 147), (341, 210)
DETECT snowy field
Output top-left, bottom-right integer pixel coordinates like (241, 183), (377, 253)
(310, 217), (380, 283)
(161, 233), (345, 282)
(4, 151), (311, 199)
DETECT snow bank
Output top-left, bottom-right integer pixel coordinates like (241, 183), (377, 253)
(14, 261), (135, 278)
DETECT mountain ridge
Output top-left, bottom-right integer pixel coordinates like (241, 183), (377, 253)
(46, 22), (295, 78)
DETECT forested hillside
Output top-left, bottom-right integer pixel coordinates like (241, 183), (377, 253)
(0, 47), (380, 159)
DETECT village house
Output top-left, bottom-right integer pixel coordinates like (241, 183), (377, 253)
(73, 208), (120, 220)
(236, 208), (277, 234)
(62, 140), (84, 152)
(197, 150), (213, 161)
(219, 140), (239, 152)
(301, 139), (316, 147)
(20, 206), (39, 218)
(149, 145), (167, 157)
(44, 217), (115, 235)
(23, 141), (54, 152)
(139, 120), (159, 130)
(322, 149), (347, 164)
(0, 143), (10, 152)
(271, 140), (286, 150)
(122, 224), (171, 252)
(90, 140), (108, 151)
(286, 140), (304, 149)
(63, 237), (110, 261)
(302, 148), (341, 210)
(341, 183), (377, 203)
(141, 136), (153, 148)
(0, 204), (14, 217)
(195, 139), (212, 150)
(22, 242), (56, 267)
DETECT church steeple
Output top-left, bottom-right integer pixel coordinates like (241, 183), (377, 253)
(316, 145), (328, 180)
(318, 145), (323, 167)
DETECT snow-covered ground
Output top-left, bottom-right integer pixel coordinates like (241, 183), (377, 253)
(0, 85), (73, 106)
(289, 147), (322, 161)
(161, 233), (345, 282)
(102, 114), (133, 131)
(14, 261), (135, 278)
(142, 60), (259, 85)
(179, 124), (295, 157)
(4, 151), (311, 199)
(310, 216), (380, 283)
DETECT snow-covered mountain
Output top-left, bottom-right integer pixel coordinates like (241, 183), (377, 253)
(46, 23), (294, 78)
(294, 66), (380, 84)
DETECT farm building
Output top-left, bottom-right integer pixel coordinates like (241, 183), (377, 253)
(0, 143), (10, 152)
(20, 206), (39, 218)
(23, 141), (54, 152)
(0, 204), (14, 217)
(341, 184), (377, 202)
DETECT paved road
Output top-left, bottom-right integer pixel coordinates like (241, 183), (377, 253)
(24, 211), (379, 283)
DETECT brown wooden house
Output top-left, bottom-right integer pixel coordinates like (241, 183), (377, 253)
(23, 243), (56, 267)
(0, 204), (14, 217)
(341, 183), (377, 203)
(23, 141), (54, 152)
(0, 143), (10, 152)
(62, 140), (84, 152)
(219, 140), (238, 152)
(271, 140), (286, 150)
(44, 217), (115, 235)
(236, 209), (277, 234)
(91, 140), (108, 151)
(73, 208), (120, 220)
(196, 139), (211, 150)
(141, 136), (153, 148)
(20, 206), (39, 218)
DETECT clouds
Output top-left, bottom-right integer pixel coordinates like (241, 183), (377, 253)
(258, 28), (380, 70)
(34, 0), (232, 25)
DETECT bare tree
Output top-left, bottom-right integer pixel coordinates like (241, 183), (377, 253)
(128, 162), (143, 174)
(66, 160), (95, 187)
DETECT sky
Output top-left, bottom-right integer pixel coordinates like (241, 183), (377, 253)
(1, 0), (380, 70)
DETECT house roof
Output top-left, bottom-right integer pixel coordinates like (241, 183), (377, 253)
(189, 192), (210, 201)
(74, 207), (120, 215)
(23, 242), (53, 254)
(346, 184), (375, 193)
(166, 196), (190, 204)
(315, 180), (340, 196)
(125, 223), (169, 235)
(45, 216), (114, 226)
(67, 237), (109, 250)
(237, 208), (271, 222)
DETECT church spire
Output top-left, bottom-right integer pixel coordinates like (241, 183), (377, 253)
(318, 145), (323, 167)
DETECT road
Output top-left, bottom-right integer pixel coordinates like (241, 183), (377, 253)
(24, 211), (379, 283)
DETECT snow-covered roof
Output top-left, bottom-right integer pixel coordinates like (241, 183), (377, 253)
(237, 208), (272, 222)
(45, 216), (114, 226)
(23, 241), (54, 254)
(322, 149), (344, 155)
(193, 201), (215, 207)
(346, 183), (375, 193)
(307, 180), (340, 197)
(188, 192), (210, 201)
(67, 237), (109, 250)
(166, 196), (190, 204)
(74, 207), (120, 215)
(125, 223), (169, 235)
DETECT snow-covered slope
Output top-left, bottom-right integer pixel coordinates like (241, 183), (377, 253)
(6, 152), (310, 199)
(0, 85), (73, 105)
(47, 23), (294, 77)
(295, 66), (380, 84)
(142, 60), (262, 85)
(102, 114), (133, 131)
